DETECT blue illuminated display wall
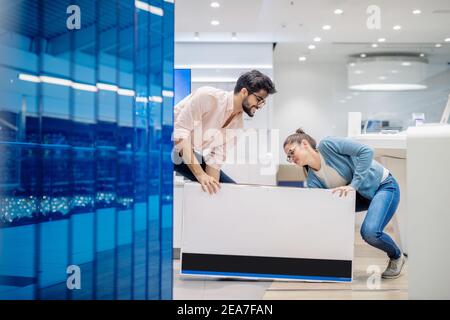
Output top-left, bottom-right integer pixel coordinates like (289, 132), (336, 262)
(0, 0), (173, 300)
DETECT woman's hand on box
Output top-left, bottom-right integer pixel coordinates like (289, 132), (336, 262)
(332, 185), (355, 197)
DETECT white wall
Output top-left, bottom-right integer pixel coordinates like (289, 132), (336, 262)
(273, 58), (450, 163)
(175, 43), (273, 69)
(273, 62), (345, 163)
(175, 42), (274, 130)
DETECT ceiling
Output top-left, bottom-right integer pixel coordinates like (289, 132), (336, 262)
(175, 0), (450, 63)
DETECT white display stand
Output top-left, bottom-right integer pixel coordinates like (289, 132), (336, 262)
(407, 125), (450, 299)
(181, 183), (355, 282)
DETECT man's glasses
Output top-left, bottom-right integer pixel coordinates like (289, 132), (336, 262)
(251, 93), (266, 107)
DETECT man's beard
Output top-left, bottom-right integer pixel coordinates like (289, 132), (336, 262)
(242, 98), (255, 118)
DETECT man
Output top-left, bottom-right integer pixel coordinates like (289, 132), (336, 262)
(173, 70), (276, 194)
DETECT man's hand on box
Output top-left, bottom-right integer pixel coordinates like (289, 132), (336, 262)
(197, 173), (221, 195)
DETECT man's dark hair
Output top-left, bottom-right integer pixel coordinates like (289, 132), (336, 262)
(234, 70), (277, 95)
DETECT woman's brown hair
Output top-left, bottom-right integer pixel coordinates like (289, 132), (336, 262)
(283, 128), (317, 177)
(283, 128), (317, 149)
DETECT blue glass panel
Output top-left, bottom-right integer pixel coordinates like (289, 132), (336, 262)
(0, 0), (173, 300)
(161, 0), (174, 300)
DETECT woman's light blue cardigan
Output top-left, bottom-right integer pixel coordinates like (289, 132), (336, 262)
(306, 136), (385, 200)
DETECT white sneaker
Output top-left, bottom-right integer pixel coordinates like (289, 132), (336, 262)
(382, 253), (406, 279)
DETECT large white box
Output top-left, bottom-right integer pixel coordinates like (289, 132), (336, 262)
(181, 183), (355, 282)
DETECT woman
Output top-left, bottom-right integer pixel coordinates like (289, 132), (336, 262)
(283, 128), (405, 279)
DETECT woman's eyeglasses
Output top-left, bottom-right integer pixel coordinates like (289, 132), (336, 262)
(286, 145), (297, 163)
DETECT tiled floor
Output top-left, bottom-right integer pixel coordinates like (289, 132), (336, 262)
(173, 221), (408, 300)
(173, 259), (273, 300)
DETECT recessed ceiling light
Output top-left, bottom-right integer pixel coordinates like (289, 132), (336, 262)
(372, 43), (378, 48)
(402, 62), (411, 66)
(194, 32), (200, 40)
(435, 43), (442, 48)
(378, 38), (386, 43)
(393, 25), (402, 31)
(210, 2), (220, 8)
(299, 56), (307, 62)
(412, 9), (422, 15)
(349, 63), (356, 67)
(378, 76), (387, 81)
(360, 53), (367, 58)
(308, 44), (316, 50)
(354, 70), (364, 75)
(231, 32), (237, 40)
(211, 20), (220, 26)
(334, 9), (344, 15)
(445, 38), (450, 42)
(419, 53), (425, 57)
(313, 37), (321, 42)
(322, 25), (331, 30)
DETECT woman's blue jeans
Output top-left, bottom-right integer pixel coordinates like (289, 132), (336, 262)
(355, 174), (402, 259)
